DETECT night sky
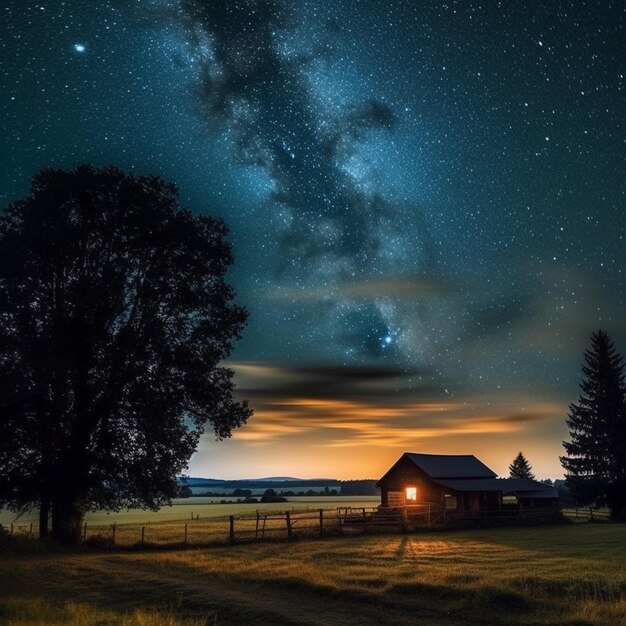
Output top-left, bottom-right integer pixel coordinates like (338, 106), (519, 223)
(2, 0), (624, 479)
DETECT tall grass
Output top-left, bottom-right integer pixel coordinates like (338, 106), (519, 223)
(0, 598), (210, 626)
(2, 524), (625, 625)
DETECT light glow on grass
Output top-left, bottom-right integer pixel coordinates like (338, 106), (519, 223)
(2, 525), (625, 625)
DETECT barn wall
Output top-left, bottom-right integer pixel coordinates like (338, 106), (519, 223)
(379, 457), (444, 507)
(379, 456), (507, 511)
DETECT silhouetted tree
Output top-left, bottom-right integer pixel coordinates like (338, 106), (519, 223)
(0, 165), (251, 543)
(560, 330), (626, 520)
(260, 488), (285, 503)
(509, 452), (535, 480)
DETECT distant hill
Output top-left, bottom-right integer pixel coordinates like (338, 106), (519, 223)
(178, 476), (379, 496)
(180, 477), (342, 489)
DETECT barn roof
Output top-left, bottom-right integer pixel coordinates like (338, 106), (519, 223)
(377, 452), (498, 486)
(435, 477), (558, 497)
(404, 453), (497, 479)
(516, 489), (559, 499)
(434, 478), (508, 491)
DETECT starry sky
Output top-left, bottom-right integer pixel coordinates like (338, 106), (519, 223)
(2, 0), (624, 479)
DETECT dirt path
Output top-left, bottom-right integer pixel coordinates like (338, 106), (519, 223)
(1, 551), (465, 625)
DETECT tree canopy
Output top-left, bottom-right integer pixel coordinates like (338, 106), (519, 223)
(560, 330), (626, 520)
(0, 165), (252, 543)
(508, 452), (535, 480)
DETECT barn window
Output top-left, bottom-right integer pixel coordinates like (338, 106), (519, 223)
(405, 486), (417, 501)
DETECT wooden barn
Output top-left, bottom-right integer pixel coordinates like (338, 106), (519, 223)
(377, 452), (558, 515)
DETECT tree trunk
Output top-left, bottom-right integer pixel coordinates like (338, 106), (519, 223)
(51, 499), (84, 545)
(39, 496), (50, 538)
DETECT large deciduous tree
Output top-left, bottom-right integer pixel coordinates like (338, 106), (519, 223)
(508, 452), (535, 480)
(560, 330), (626, 520)
(0, 165), (252, 543)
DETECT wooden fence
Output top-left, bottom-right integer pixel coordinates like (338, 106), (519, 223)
(561, 506), (611, 522)
(0, 504), (599, 547)
(336, 505), (563, 532)
(229, 508), (336, 544)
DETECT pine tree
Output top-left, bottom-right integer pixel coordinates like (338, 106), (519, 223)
(509, 452), (535, 479)
(560, 330), (626, 520)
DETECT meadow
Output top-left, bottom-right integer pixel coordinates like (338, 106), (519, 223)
(0, 496), (380, 528)
(1, 523), (625, 625)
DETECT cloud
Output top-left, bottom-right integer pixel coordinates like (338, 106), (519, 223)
(267, 275), (452, 302)
(226, 361), (561, 449)
(232, 361), (436, 405)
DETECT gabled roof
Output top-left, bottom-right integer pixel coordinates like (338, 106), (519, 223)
(404, 453), (497, 479)
(377, 452), (497, 486)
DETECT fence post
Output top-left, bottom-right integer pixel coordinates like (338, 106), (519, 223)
(229, 515), (235, 545)
(111, 523), (116, 544)
(10, 523), (13, 534)
(184, 523), (188, 544)
(141, 526), (145, 544)
(30, 523), (33, 536)
(285, 511), (292, 540)
(83, 522), (87, 544)
(589, 506), (594, 520)
(319, 509), (324, 536)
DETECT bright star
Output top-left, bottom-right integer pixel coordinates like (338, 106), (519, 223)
(74, 44), (86, 53)
(381, 334), (396, 348)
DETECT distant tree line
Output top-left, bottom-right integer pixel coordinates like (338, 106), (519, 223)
(338, 480), (379, 495)
(178, 480), (379, 498)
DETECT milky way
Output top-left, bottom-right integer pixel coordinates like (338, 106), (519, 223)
(168, 0), (436, 367)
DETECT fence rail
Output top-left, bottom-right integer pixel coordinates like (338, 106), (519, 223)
(561, 507), (611, 521)
(0, 503), (595, 547)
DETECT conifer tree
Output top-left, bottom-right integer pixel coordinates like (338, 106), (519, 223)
(560, 330), (626, 520)
(509, 452), (535, 480)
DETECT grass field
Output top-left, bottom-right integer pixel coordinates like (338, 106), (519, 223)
(0, 496), (380, 529)
(1, 523), (625, 625)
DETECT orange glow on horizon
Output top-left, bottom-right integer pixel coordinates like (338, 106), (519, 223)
(189, 362), (572, 481)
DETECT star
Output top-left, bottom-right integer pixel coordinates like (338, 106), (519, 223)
(1, 0), (623, 480)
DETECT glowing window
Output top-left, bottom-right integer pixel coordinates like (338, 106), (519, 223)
(405, 487), (417, 501)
